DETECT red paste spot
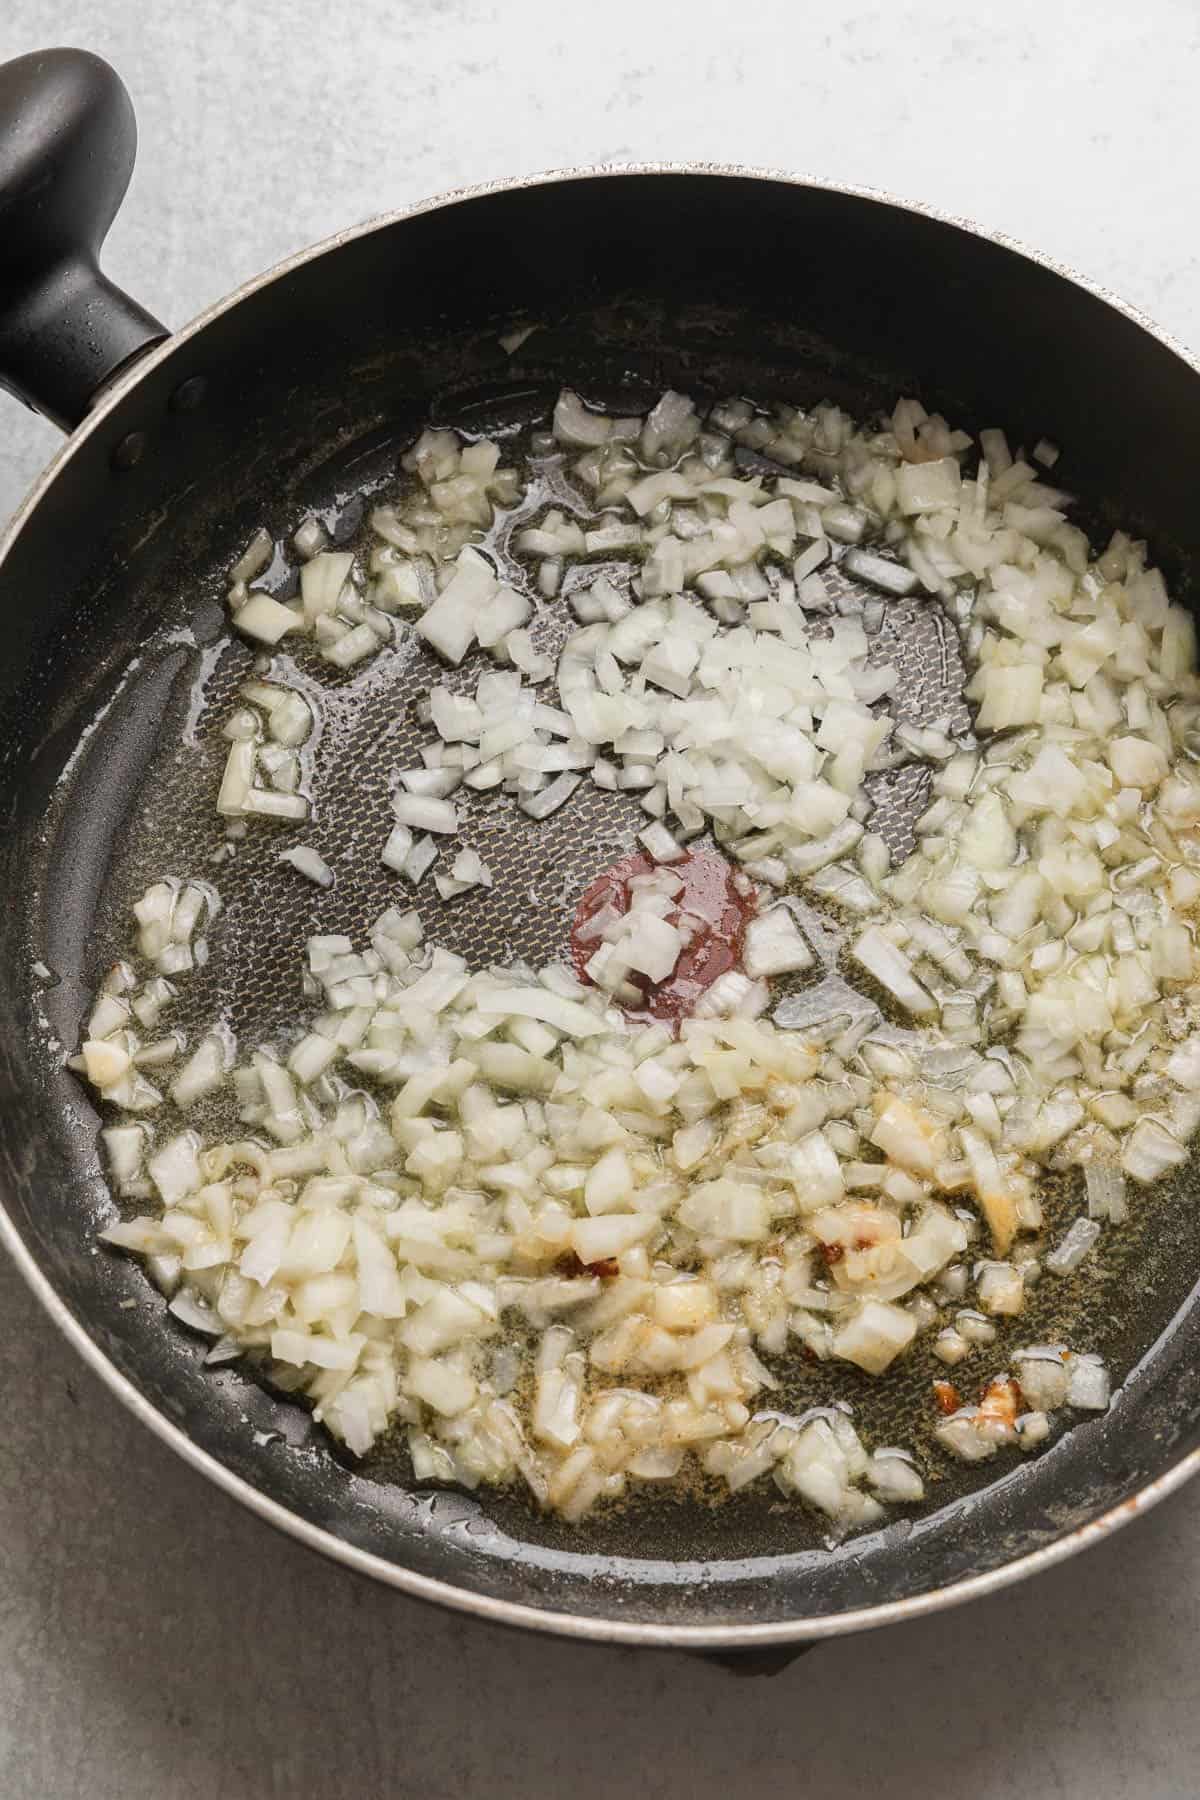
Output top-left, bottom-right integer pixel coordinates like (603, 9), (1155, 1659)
(570, 849), (756, 1027)
(932, 1381), (962, 1416)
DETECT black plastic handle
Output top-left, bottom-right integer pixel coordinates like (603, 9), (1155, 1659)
(0, 47), (167, 430)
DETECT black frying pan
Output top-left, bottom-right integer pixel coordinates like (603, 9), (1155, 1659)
(3, 46), (1200, 1654)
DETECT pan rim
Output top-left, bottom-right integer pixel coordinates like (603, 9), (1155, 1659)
(2, 159), (1198, 1647)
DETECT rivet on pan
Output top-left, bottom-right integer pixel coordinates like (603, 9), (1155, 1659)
(169, 376), (207, 414)
(110, 431), (148, 471)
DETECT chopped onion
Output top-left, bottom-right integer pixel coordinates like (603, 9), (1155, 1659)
(1122, 1118), (1186, 1184)
(96, 380), (1200, 1531)
(230, 528), (274, 584)
(1067, 1354), (1111, 1411)
(391, 794), (459, 836)
(381, 824), (414, 873)
(300, 551), (354, 617)
(450, 847), (493, 889)
(852, 927), (935, 1015)
(1084, 1163), (1128, 1224)
(170, 1033), (230, 1108)
(841, 549), (919, 597)
(234, 594), (302, 646)
(638, 821), (684, 864)
(169, 1290), (225, 1337)
(832, 1300), (916, 1374)
(476, 986), (606, 1038)
(743, 907), (814, 978)
(1045, 1217), (1101, 1275)
(519, 773), (582, 820)
(402, 835), (439, 885)
(278, 845), (334, 887)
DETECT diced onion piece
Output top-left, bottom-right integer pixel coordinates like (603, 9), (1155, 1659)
(234, 594), (302, 645)
(866, 1450), (924, 1503)
(615, 912), (683, 983)
(841, 549), (919, 597)
(101, 1125), (146, 1189)
(451, 848), (493, 889)
(417, 549), (496, 665)
(852, 927), (935, 1015)
(148, 1132), (202, 1205)
(402, 836), (439, 885)
(391, 795), (459, 835)
(870, 1096), (941, 1176)
(520, 773), (582, 820)
(638, 821), (684, 863)
(300, 551), (354, 618)
(742, 907), (813, 978)
(1045, 1216), (1100, 1275)
(1084, 1163), (1128, 1223)
(381, 824), (414, 873)
(268, 691), (313, 747)
(553, 390), (616, 447)
(231, 528), (274, 584)
(1122, 1118), (1186, 1183)
(1066, 1354), (1111, 1411)
(293, 517), (327, 559)
(832, 1300), (917, 1374)
(170, 1290), (225, 1336)
(321, 622), (382, 667)
(81, 1038), (131, 1090)
(244, 789), (309, 821)
(936, 1415), (998, 1464)
(279, 845), (334, 887)
(217, 742), (256, 817)
(171, 1034), (230, 1107)
(571, 1214), (655, 1263)
(897, 457), (961, 515)
(476, 986), (606, 1039)
(976, 1261), (1024, 1316)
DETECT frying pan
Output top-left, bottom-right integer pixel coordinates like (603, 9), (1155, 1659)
(4, 45), (1200, 1658)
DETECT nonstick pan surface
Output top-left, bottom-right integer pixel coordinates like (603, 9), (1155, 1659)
(4, 55), (1200, 1647)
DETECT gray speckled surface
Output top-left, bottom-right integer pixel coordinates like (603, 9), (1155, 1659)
(3, 3), (1200, 1794)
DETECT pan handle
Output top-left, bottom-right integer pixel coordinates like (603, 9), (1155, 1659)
(0, 47), (167, 431)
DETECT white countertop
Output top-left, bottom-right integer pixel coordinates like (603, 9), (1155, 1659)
(3, 3), (1200, 1793)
